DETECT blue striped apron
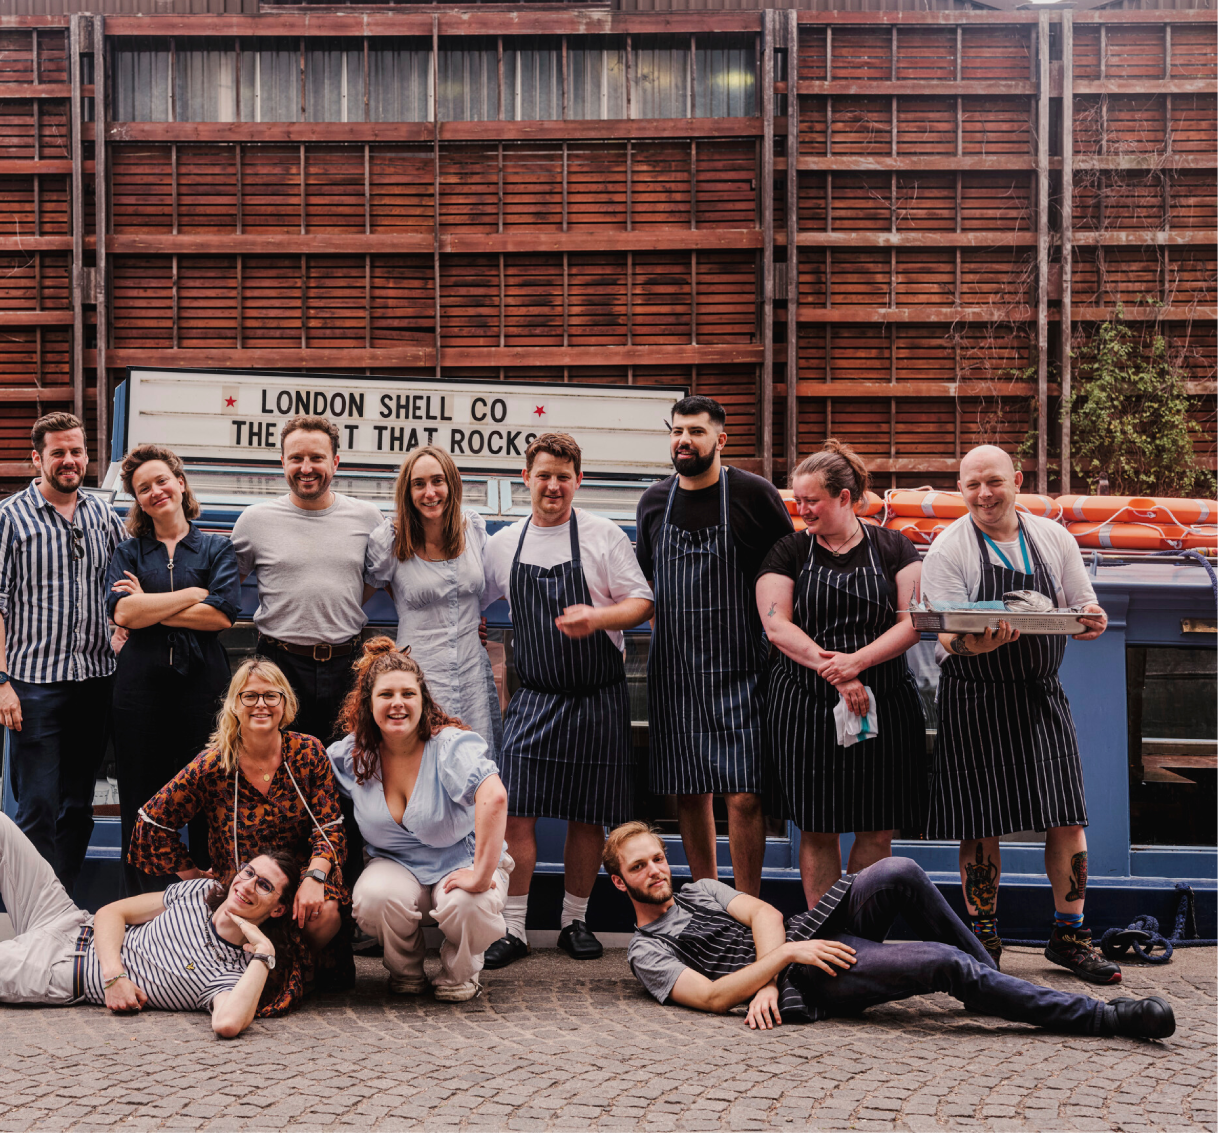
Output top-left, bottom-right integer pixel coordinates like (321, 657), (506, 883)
(647, 470), (767, 795)
(765, 526), (927, 833)
(498, 511), (633, 826)
(928, 517), (1088, 840)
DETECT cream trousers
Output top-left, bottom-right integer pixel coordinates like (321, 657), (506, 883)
(352, 854), (511, 987)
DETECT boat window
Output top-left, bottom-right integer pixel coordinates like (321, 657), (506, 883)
(1128, 645), (1217, 848)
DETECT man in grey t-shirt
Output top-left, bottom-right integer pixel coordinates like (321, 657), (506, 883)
(230, 415), (381, 744)
(606, 823), (1174, 1039)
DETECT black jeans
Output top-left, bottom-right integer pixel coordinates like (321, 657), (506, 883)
(257, 638), (364, 883)
(791, 858), (1107, 1035)
(7, 675), (113, 898)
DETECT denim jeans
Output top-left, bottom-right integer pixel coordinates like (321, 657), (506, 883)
(791, 857), (1107, 1035)
(6, 676), (113, 898)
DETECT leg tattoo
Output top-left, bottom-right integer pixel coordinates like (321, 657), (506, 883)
(1064, 851), (1088, 903)
(964, 844), (999, 917)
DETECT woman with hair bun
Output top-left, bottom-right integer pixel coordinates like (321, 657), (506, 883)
(107, 443), (241, 896)
(364, 445), (501, 756)
(756, 440), (927, 909)
(327, 637), (510, 1002)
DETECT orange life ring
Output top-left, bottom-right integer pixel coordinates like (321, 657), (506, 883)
(884, 516), (952, 545)
(884, 490), (1060, 521)
(1067, 521), (1218, 551)
(1057, 496), (1215, 525)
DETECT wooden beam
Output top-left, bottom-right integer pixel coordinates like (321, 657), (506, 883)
(0, 387), (82, 403)
(0, 237), (75, 252)
(0, 311), (76, 327)
(1071, 230), (1217, 247)
(89, 345), (764, 370)
(0, 160), (75, 175)
(1073, 79), (1214, 96)
(105, 117), (765, 144)
(69, 13), (84, 426)
(789, 231), (1039, 248)
(1060, 9), (1073, 497)
(785, 7), (799, 478)
(788, 155), (1047, 173)
(788, 80), (1037, 96)
(104, 230), (765, 256)
(795, 381), (1057, 398)
(0, 84), (93, 99)
(1036, 12), (1049, 494)
(761, 11), (775, 483)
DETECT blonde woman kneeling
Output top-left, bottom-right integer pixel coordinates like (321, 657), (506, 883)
(328, 638), (510, 1001)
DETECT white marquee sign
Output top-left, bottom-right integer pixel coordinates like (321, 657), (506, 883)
(122, 368), (687, 476)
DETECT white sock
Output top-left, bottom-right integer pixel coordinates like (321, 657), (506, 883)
(502, 895), (529, 945)
(561, 890), (590, 929)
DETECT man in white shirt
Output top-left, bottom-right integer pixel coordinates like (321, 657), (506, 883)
(480, 433), (654, 968)
(921, 445), (1117, 985)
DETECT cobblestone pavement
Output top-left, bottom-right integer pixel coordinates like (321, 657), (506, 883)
(0, 946), (1212, 1132)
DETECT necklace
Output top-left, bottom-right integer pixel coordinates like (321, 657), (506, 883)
(819, 521), (862, 557)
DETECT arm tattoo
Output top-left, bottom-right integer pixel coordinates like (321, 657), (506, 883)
(1065, 851), (1088, 903)
(767, 603), (777, 618)
(963, 844), (999, 918)
(949, 635), (973, 657)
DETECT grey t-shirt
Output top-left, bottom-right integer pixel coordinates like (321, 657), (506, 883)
(231, 492), (383, 645)
(627, 878), (744, 1004)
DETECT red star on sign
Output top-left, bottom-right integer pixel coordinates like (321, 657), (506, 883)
(533, 405), (546, 418)
(224, 396), (236, 407)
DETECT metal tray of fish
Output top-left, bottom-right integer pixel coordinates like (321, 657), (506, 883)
(910, 610), (1089, 635)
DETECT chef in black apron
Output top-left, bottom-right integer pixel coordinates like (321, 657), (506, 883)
(636, 396), (793, 897)
(607, 824), (1173, 1039)
(480, 433), (654, 968)
(756, 442), (927, 910)
(921, 444), (1117, 985)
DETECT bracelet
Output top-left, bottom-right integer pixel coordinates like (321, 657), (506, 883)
(103, 972), (130, 990)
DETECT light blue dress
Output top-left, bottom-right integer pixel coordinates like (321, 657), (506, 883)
(365, 509), (502, 757)
(327, 728), (502, 886)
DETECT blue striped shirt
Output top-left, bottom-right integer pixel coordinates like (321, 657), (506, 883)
(0, 481), (126, 683)
(80, 879), (249, 1012)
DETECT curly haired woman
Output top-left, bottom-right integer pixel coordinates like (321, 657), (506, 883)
(327, 637), (510, 1002)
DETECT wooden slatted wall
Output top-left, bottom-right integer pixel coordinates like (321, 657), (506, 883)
(0, 7), (1213, 492)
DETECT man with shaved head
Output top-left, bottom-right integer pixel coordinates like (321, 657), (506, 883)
(920, 445), (1116, 985)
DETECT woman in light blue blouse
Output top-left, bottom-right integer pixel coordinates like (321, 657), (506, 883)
(328, 637), (510, 1002)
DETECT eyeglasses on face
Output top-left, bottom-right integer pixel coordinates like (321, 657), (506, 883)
(235, 862), (279, 896)
(238, 690), (284, 707)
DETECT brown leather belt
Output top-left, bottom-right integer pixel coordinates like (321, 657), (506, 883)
(258, 634), (360, 663)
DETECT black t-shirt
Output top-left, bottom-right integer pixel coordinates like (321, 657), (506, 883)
(757, 524), (920, 585)
(635, 465), (795, 586)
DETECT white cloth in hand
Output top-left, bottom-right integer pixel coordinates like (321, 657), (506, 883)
(834, 686), (878, 749)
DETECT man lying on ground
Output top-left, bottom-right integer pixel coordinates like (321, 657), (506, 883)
(605, 821), (1174, 1040)
(0, 812), (295, 1038)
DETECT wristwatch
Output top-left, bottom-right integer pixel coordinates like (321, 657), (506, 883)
(0, 672), (9, 686)
(250, 953), (276, 970)
(302, 868), (328, 884)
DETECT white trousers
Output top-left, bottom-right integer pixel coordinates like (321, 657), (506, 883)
(0, 812), (89, 1004)
(352, 855), (511, 987)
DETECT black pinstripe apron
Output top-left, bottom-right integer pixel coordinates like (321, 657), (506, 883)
(927, 518), (1088, 840)
(647, 470), (767, 795)
(635, 876), (853, 1023)
(765, 527), (927, 833)
(499, 512), (633, 826)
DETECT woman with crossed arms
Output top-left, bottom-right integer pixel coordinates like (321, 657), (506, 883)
(757, 441), (927, 909)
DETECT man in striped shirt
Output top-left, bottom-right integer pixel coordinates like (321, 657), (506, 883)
(608, 823), (1175, 1041)
(0, 413), (126, 895)
(0, 811), (295, 1038)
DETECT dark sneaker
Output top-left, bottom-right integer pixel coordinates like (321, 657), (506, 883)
(557, 920), (604, 960)
(483, 934), (529, 970)
(1104, 996), (1176, 1039)
(1045, 926), (1123, 984)
(974, 929), (1002, 970)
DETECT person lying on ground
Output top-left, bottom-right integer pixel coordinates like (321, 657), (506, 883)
(0, 811), (297, 1038)
(605, 821), (1174, 1041)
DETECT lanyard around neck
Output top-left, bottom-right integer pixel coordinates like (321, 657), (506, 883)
(982, 526), (1032, 575)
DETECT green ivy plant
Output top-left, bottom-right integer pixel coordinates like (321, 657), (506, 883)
(1018, 316), (1216, 498)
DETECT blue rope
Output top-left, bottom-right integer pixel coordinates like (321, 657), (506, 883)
(999, 883), (1217, 953)
(1147, 548), (1218, 607)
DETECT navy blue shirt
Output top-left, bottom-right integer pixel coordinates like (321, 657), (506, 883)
(106, 525), (241, 684)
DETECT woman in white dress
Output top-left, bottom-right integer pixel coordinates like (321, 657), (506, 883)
(365, 445), (503, 757)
